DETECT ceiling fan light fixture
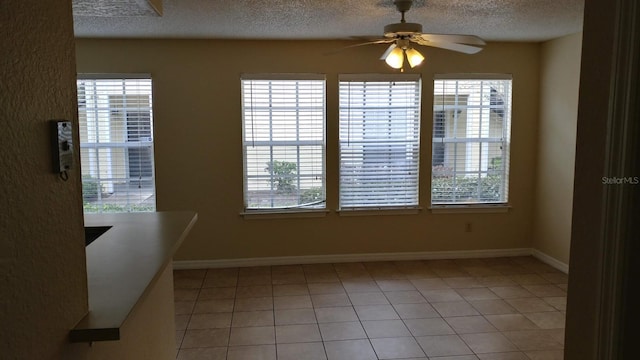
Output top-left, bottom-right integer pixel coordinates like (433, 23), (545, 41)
(384, 47), (405, 69)
(405, 47), (424, 68)
(341, 0), (483, 70)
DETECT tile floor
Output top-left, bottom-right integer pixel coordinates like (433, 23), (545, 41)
(174, 256), (567, 360)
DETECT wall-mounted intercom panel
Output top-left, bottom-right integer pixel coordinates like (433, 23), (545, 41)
(51, 120), (73, 173)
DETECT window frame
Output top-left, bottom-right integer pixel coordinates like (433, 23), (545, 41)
(430, 74), (513, 209)
(240, 74), (327, 215)
(77, 74), (157, 214)
(338, 73), (422, 213)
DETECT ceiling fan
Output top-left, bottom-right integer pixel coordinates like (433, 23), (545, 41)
(348, 0), (486, 71)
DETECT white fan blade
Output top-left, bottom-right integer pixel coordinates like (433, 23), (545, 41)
(350, 36), (390, 42)
(413, 38), (483, 54)
(415, 33), (486, 46)
(325, 39), (394, 55)
(379, 43), (398, 60)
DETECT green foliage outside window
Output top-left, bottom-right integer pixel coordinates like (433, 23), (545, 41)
(82, 176), (101, 200)
(432, 174), (503, 203)
(300, 187), (324, 204)
(265, 160), (297, 193)
(83, 203), (155, 213)
(432, 155), (505, 203)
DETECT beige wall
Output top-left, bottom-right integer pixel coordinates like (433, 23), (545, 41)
(65, 265), (176, 360)
(75, 39), (540, 261)
(0, 1), (88, 358)
(533, 33), (582, 265)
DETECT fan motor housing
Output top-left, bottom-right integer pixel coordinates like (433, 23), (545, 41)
(384, 22), (423, 37)
(394, 0), (414, 13)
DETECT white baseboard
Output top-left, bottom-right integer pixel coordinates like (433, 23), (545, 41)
(173, 248), (532, 270)
(531, 249), (569, 274)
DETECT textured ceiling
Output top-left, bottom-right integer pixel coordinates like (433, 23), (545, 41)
(73, 0), (585, 42)
(73, 0), (161, 17)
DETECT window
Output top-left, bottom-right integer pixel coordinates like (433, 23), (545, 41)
(241, 75), (326, 211)
(77, 76), (156, 213)
(431, 76), (512, 205)
(339, 74), (421, 209)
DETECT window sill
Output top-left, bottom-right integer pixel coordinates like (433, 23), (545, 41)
(429, 204), (511, 214)
(241, 209), (329, 220)
(337, 207), (422, 216)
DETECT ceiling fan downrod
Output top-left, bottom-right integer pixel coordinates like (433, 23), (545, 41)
(394, 0), (414, 22)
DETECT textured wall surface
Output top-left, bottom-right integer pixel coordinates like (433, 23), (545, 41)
(75, 39), (541, 262)
(0, 1), (88, 359)
(533, 33), (582, 265)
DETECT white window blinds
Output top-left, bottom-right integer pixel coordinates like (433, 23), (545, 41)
(241, 76), (326, 210)
(339, 75), (421, 209)
(77, 76), (156, 213)
(431, 76), (512, 205)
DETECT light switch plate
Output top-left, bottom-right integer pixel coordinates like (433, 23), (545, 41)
(51, 120), (73, 172)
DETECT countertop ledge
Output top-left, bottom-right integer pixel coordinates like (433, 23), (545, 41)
(70, 211), (198, 343)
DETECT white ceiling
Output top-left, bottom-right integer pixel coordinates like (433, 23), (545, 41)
(73, 0), (585, 42)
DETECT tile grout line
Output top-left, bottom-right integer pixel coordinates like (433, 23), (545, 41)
(220, 268), (239, 359)
(270, 266), (278, 360)
(305, 266), (331, 360)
